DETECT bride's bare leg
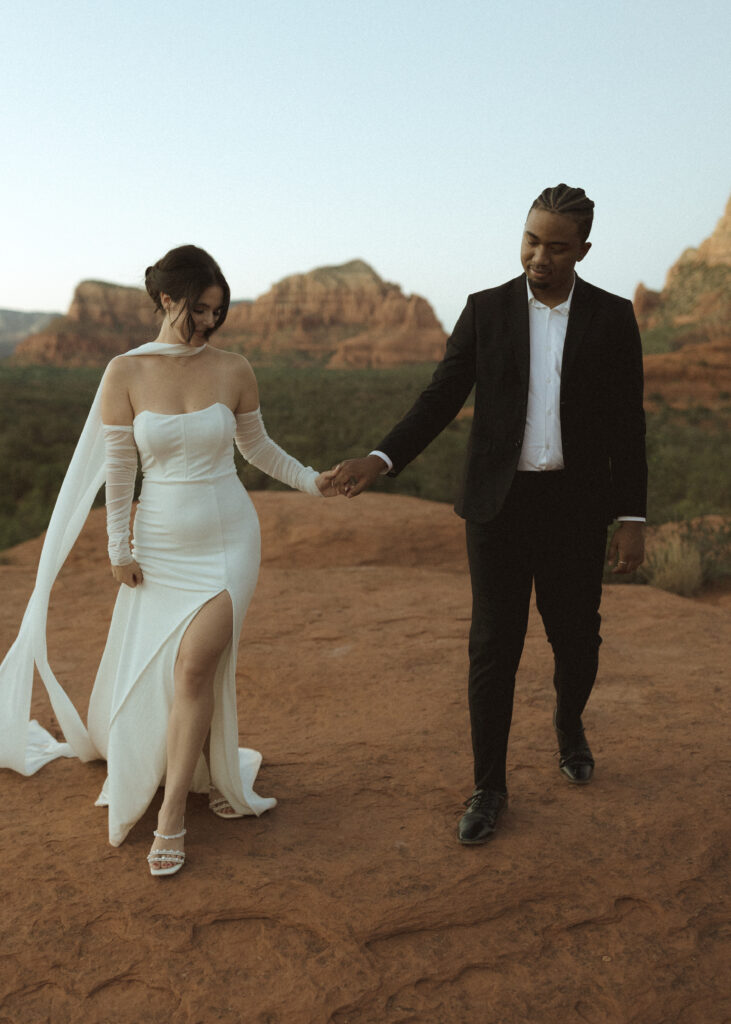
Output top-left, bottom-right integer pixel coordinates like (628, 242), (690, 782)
(150, 591), (233, 868)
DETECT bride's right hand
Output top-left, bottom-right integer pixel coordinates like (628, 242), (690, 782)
(111, 560), (144, 587)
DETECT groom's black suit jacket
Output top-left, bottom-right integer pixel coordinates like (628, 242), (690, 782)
(377, 273), (647, 525)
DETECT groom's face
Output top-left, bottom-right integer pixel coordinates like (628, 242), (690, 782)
(520, 209), (591, 301)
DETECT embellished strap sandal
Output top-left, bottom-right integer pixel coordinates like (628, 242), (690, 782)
(147, 827), (186, 877)
(209, 786), (245, 820)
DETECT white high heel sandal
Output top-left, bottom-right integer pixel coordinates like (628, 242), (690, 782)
(208, 786), (245, 820)
(147, 827), (187, 877)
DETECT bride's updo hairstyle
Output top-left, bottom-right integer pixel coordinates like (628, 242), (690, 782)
(145, 245), (231, 342)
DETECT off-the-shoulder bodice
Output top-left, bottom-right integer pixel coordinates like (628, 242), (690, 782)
(133, 403), (236, 482)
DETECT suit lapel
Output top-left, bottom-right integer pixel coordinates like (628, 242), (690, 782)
(506, 275), (530, 391)
(561, 275), (596, 384)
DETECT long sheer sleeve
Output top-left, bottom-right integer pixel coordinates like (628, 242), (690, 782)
(234, 409), (321, 497)
(103, 425), (138, 565)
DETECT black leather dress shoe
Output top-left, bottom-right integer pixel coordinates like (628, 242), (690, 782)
(457, 788), (507, 844)
(555, 720), (595, 784)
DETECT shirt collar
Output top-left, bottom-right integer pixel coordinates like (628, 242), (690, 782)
(526, 275), (575, 315)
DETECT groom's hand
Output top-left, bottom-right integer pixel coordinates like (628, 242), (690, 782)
(608, 521), (646, 574)
(331, 455), (387, 497)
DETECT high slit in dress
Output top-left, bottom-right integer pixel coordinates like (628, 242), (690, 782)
(89, 402), (276, 845)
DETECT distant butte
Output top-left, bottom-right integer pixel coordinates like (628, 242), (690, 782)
(220, 259), (447, 369)
(636, 194), (731, 407)
(11, 260), (447, 370)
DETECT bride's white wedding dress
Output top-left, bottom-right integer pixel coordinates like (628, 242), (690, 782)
(92, 402), (277, 845)
(0, 342), (321, 846)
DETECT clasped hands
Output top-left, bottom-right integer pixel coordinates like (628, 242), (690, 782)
(315, 455), (386, 498)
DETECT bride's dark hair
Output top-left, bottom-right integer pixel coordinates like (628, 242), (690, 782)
(145, 245), (231, 342)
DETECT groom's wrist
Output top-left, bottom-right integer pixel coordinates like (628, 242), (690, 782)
(368, 450), (392, 474)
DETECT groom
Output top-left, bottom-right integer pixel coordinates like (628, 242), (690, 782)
(331, 185), (647, 844)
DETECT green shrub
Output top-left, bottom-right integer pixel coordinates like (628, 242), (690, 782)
(635, 519), (731, 596)
(640, 534), (704, 596)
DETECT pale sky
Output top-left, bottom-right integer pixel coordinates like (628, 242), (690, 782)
(1, 0), (729, 331)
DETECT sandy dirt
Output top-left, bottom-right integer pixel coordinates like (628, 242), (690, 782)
(0, 493), (728, 1024)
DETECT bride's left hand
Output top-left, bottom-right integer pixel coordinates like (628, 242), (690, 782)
(315, 468), (341, 497)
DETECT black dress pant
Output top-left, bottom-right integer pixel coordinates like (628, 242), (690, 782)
(465, 471), (608, 793)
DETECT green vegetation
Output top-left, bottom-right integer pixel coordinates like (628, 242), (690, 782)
(640, 324), (687, 355)
(637, 520), (731, 597)
(1, 365), (730, 593)
(640, 533), (704, 597)
(644, 402), (731, 523)
(243, 365), (473, 504)
(0, 366), (104, 549)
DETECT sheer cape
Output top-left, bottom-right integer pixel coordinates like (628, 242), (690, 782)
(0, 341), (207, 775)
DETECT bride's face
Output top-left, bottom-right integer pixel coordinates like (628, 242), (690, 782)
(163, 285), (225, 345)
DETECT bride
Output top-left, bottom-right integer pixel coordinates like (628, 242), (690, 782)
(0, 245), (337, 875)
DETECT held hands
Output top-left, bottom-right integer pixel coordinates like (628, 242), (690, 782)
(111, 560), (144, 587)
(315, 468), (341, 497)
(607, 522), (646, 574)
(330, 455), (387, 497)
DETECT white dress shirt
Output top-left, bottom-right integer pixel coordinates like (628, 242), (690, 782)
(518, 278), (572, 471)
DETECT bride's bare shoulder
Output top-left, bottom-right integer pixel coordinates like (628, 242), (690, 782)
(209, 348), (259, 411)
(101, 355), (137, 422)
(211, 347), (256, 382)
(104, 354), (139, 388)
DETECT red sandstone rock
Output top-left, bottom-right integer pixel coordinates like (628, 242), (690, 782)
(12, 281), (158, 367)
(0, 493), (727, 1022)
(632, 281), (662, 332)
(13, 261), (447, 370)
(644, 339), (731, 405)
(219, 259), (446, 368)
(634, 193), (731, 406)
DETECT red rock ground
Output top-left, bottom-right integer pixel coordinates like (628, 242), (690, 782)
(0, 493), (728, 1024)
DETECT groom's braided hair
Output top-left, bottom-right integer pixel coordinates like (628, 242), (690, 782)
(530, 184), (595, 242)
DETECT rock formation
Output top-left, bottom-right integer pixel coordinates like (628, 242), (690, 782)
(12, 281), (158, 367)
(12, 261), (447, 369)
(634, 195), (731, 344)
(636, 194), (731, 406)
(217, 259), (446, 368)
(0, 309), (57, 358)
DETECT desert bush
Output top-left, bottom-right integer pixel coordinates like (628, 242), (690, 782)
(640, 534), (704, 596)
(678, 519), (731, 583)
(637, 519), (731, 596)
